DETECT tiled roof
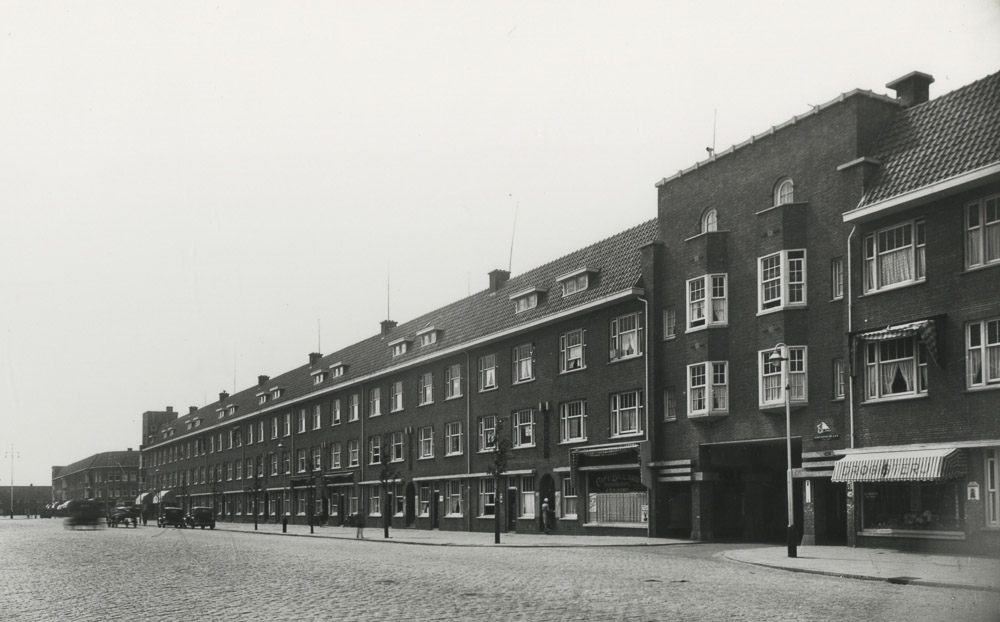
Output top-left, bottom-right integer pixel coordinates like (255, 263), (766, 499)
(157, 219), (659, 443)
(859, 70), (1000, 207)
(52, 450), (139, 477)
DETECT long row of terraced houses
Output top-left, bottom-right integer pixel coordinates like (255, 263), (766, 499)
(126, 68), (1000, 556)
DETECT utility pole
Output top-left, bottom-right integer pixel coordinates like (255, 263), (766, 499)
(6, 445), (20, 517)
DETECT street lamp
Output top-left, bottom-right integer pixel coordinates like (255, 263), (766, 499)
(277, 442), (287, 524)
(768, 343), (797, 559)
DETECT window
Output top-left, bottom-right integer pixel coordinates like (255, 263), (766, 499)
(664, 388), (677, 421)
(759, 347), (807, 407)
(611, 391), (643, 437)
(864, 337), (927, 400)
(283, 413), (291, 436)
(966, 195), (1000, 268)
(446, 481), (462, 516)
(282, 451), (291, 474)
(369, 387), (381, 417)
(863, 220), (926, 292)
(687, 274), (727, 329)
(418, 427), (434, 458)
(559, 329), (586, 372)
(479, 354), (497, 391)
(987, 448), (999, 527)
(296, 449), (307, 473)
(258, 420), (264, 443)
(663, 307), (676, 339)
(418, 485), (431, 517)
(393, 483), (405, 516)
(390, 381), (403, 412)
(444, 364), (462, 399)
(298, 409), (307, 433)
(313, 371), (326, 385)
(390, 340), (408, 357)
(701, 208), (718, 233)
(560, 272), (589, 297)
(774, 178), (794, 206)
(559, 400), (586, 442)
(418, 372), (434, 405)
(831, 257), (844, 300)
(390, 432), (404, 462)
(688, 362), (729, 415)
(347, 440), (359, 467)
(759, 250), (806, 312)
(368, 437), (381, 465)
(479, 415), (497, 452)
(349, 394), (359, 421)
(479, 479), (496, 517)
(418, 329), (439, 347)
(513, 409), (535, 448)
(520, 476), (536, 517)
(330, 364), (345, 378)
(271, 417), (278, 439)
(369, 486), (381, 516)
(312, 405), (321, 430)
(312, 446), (321, 471)
(513, 292), (538, 313)
(833, 358), (846, 400)
(512, 344), (534, 383)
(967, 319), (1000, 388)
(270, 453), (278, 476)
(445, 422), (463, 456)
(331, 399), (341, 425)
(610, 312), (643, 360)
(247, 424), (254, 445)
(258, 394), (268, 406)
(561, 477), (578, 519)
(330, 443), (341, 469)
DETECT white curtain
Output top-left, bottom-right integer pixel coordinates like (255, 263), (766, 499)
(986, 221), (1000, 263)
(881, 360), (914, 394)
(712, 299), (725, 322)
(879, 247), (912, 286)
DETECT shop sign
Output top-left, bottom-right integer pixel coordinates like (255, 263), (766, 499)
(967, 481), (980, 501)
(813, 421), (839, 441)
(837, 458), (937, 481)
(591, 470), (645, 492)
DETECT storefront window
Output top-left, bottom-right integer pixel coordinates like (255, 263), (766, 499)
(861, 481), (963, 532)
(587, 470), (648, 524)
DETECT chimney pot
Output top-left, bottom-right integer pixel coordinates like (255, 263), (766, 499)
(309, 352), (322, 366)
(886, 71), (934, 107)
(380, 320), (397, 336)
(189, 406), (198, 414)
(166, 406), (173, 413)
(219, 391), (229, 403)
(489, 269), (510, 293)
(258, 375), (270, 387)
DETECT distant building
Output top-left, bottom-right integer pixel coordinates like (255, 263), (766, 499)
(51, 449), (143, 512)
(1, 485), (53, 517)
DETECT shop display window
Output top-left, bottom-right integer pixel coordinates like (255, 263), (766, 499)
(861, 481), (963, 532)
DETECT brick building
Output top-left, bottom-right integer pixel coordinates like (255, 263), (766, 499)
(1, 485), (53, 517)
(142, 221), (659, 536)
(51, 449), (143, 513)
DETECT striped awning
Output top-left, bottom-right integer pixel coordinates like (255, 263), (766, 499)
(857, 319), (938, 364)
(831, 448), (966, 482)
(134, 492), (152, 505)
(570, 443), (639, 470)
(153, 489), (176, 504)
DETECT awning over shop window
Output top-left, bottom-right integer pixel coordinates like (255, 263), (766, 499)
(135, 492), (152, 506)
(831, 448), (966, 482)
(153, 489), (176, 504)
(324, 471), (355, 486)
(857, 319), (939, 365)
(570, 443), (639, 470)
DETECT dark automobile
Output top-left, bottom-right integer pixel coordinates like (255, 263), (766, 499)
(185, 506), (216, 529)
(158, 506), (186, 528)
(64, 499), (102, 530)
(108, 506), (140, 528)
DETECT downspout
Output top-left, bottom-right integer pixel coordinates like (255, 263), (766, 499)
(465, 351), (472, 532)
(846, 226), (856, 449)
(639, 295), (650, 538)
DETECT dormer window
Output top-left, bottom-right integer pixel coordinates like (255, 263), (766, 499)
(311, 369), (327, 385)
(272, 388), (284, 400)
(216, 408), (225, 420)
(186, 421), (193, 430)
(701, 209), (718, 233)
(226, 405), (236, 416)
(557, 269), (597, 297)
(774, 178), (794, 206)
(510, 288), (543, 313)
(194, 418), (202, 428)
(330, 363), (346, 378)
(257, 392), (268, 406)
(417, 327), (440, 347)
(389, 338), (411, 357)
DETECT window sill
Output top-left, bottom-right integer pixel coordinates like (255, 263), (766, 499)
(418, 402), (434, 407)
(444, 453), (464, 458)
(608, 354), (643, 365)
(858, 529), (965, 540)
(859, 278), (926, 298)
(663, 335), (676, 341)
(558, 439), (588, 445)
(756, 305), (808, 317)
(513, 445), (536, 450)
(479, 386), (498, 394)
(417, 456), (434, 461)
(610, 432), (644, 440)
(963, 384), (1000, 394)
(829, 296), (843, 303)
(390, 409), (403, 415)
(560, 515), (578, 521)
(445, 395), (463, 402)
(685, 323), (728, 334)
(960, 261), (1000, 275)
(861, 393), (928, 405)
(559, 366), (586, 375)
(512, 379), (536, 386)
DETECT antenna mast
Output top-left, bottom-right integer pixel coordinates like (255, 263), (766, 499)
(508, 197), (519, 273)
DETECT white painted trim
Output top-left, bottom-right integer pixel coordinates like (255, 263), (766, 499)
(845, 163), (1000, 222)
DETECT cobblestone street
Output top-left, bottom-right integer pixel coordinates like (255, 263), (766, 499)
(3, 520), (998, 621)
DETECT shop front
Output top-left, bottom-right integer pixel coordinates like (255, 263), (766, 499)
(572, 443), (648, 536)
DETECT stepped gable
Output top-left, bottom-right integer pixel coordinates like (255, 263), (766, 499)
(860, 70), (1000, 207)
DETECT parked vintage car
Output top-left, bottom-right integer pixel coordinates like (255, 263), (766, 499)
(185, 506), (216, 529)
(157, 506), (186, 528)
(108, 506), (141, 528)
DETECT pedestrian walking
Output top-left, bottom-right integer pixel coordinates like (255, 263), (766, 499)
(541, 498), (551, 534)
(355, 511), (365, 539)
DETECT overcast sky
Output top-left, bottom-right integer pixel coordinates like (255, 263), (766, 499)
(2, 1), (999, 487)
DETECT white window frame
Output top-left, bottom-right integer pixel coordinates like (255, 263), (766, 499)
(560, 273), (589, 297)
(479, 415), (497, 452)
(347, 440), (359, 467)
(418, 427), (434, 459)
(513, 409), (535, 448)
(774, 178), (794, 206)
(390, 340), (408, 357)
(986, 448), (999, 527)
(688, 361), (729, 415)
(967, 318), (1000, 388)
(664, 388), (677, 422)
(479, 353), (497, 391)
(687, 274), (727, 330)
(965, 194), (1000, 269)
(610, 390), (643, 437)
(445, 481), (463, 516)
(863, 220), (926, 293)
(390, 381), (403, 412)
(349, 394), (360, 421)
(833, 358), (846, 400)
(758, 346), (808, 408)
(758, 250), (807, 312)
(559, 329), (586, 373)
(271, 417), (278, 439)
(330, 443), (341, 469)
(419, 330), (438, 347)
(864, 336), (928, 401)
(610, 311), (644, 361)
(561, 477), (578, 519)
(445, 422), (463, 456)
(520, 476), (536, 518)
(283, 413), (292, 437)
(444, 363), (463, 399)
(479, 478), (496, 517)
(369, 387), (381, 417)
(831, 257), (845, 300)
(663, 307), (676, 339)
(701, 208), (718, 233)
(418, 372), (434, 405)
(512, 344), (534, 383)
(368, 437), (381, 466)
(513, 292), (538, 313)
(559, 400), (586, 443)
(331, 399), (341, 425)
(390, 432), (404, 462)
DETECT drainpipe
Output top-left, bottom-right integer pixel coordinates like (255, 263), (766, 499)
(639, 295), (650, 538)
(465, 351), (472, 532)
(846, 227), (856, 449)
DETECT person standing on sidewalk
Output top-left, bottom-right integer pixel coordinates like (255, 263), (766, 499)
(541, 498), (551, 534)
(355, 510), (365, 539)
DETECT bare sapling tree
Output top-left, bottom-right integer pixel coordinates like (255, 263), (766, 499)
(486, 417), (512, 544)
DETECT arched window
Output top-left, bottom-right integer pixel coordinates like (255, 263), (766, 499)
(701, 209), (718, 233)
(774, 178), (794, 206)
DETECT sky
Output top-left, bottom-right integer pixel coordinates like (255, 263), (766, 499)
(2, 1), (999, 487)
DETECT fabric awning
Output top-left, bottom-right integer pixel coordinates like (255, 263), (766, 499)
(135, 492), (152, 505)
(153, 489), (176, 504)
(324, 471), (355, 486)
(857, 319), (939, 365)
(831, 448), (966, 482)
(570, 443), (639, 470)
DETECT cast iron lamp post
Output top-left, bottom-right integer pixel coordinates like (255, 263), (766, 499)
(768, 343), (797, 558)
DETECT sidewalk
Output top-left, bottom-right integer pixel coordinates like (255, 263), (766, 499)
(214, 521), (999, 592)
(722, 545), (1000, 593)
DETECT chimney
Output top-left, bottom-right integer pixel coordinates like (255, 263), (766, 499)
(166, 406), (173, 413)
(309, 352), (322, 366)
(380, 319), (397, 336)
(489, 269), (510, 293)
(886, 71), (934, 107)
(219, 391), (229, 403)
(189, 406), (198, 414)
(127, 448), (133, 452)
(258, 375), (270, 387)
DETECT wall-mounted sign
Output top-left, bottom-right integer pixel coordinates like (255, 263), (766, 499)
(968, 481), (980, 501)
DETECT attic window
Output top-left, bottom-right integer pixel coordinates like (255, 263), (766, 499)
(311, 369), (327, 385)
(509, 288), (543, 313)
(186, 421), (193, 430)
(774, 178), (794, 206)
(556, 268), (597, 297)
(389, 338), (411, 357)
(417, 327), (440, 347)
(217, 408), (225, 420)
(257, 393), (268, 406)
(330, 363), (346, 378)
(194, 418), (202, 428)
(227, 405), (237, 416)
(272, 388), (284, 400)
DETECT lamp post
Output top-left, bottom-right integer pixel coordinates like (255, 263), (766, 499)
(768, 344), (797, 558)
(6, 445), (19, 518)
(277, 442), (287, 524)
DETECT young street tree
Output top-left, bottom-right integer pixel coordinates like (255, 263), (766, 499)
(486, 417), (512, 544)
(377, 432), (401, 539)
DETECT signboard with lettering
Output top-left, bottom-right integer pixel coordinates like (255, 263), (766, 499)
(591, 470), (646, 493)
